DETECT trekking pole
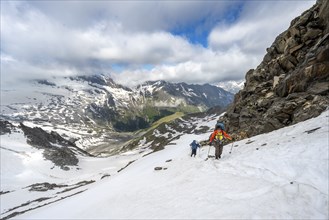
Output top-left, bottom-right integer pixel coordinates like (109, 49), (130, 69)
(229, 141), (234, 154)
(207, 144), (211, 157)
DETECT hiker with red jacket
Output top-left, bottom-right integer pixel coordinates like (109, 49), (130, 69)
(209, 122), (232, 159)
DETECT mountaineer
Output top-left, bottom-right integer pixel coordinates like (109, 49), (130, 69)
(190, 140), (200, 157)
(209, 122), (232, 159)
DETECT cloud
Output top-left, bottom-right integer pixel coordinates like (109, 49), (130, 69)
(113, 1), (315, 87)
(112, 46), (254, 87)
(1, 0), (316, 89)
(28, 1), (235, 32)
(208, 1), (315, 59)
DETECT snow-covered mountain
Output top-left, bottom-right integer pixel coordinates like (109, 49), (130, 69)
(1, 109), (328, 219)
(217, 80), (245, 94)
(1, 75), (136, 154)
(138, 80), (233, 109)
(0, 75), (233, 154)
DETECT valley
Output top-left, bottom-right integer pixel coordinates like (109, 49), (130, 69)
(1, 76), (233, 156)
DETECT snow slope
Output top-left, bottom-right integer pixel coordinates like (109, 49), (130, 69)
(14, 110), (329, 219)
(0, 127), (153, 219)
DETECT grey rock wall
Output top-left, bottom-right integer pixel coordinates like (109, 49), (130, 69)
(223, 1), (329, 139)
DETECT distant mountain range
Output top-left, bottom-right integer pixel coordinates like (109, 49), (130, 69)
(136, 80), (233, 110)
(0, 75), (233, 152)
(217, 80), (245, 94)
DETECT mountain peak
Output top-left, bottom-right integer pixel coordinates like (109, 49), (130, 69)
(217, 80), (245, 94)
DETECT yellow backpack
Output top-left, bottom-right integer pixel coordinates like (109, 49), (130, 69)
(215, 130), (224, 141)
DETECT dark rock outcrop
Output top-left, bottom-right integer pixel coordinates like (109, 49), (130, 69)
(0, 120), (15, 135)
(20, 123), (93, 170)
(223, 0), (329, 138)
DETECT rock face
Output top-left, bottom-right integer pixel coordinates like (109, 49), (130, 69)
(0, 120), (15, 135)
(19, 123), (93, 170)
(223, 0), (329, 138)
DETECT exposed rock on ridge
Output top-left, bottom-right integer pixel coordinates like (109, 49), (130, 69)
(224, 0), (329, 138)
(19, 123), (93, 170)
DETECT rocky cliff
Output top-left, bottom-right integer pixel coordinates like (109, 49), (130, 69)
(224, 0), (329, 138)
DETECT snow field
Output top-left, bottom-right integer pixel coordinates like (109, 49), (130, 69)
(15, 110), (328, 219)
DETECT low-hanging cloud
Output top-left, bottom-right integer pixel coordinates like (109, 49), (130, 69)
(112, 46), (258, 87)
(1, 0), (315, 89)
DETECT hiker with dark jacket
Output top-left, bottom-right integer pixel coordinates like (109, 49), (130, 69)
(190, 140), (200, 157)
(209, 123), (232, 159)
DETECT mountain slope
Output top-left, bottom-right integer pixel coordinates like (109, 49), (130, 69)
(223, 0), (329, 138)
(1, 76), (233, 154)
(137, 80), (233, 110)
(10, 110), (328, 220)
(0, 120), (155, 220)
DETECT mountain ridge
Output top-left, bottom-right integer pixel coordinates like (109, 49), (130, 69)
(0, 76), (233, 154)
(223, 0), (329, 139)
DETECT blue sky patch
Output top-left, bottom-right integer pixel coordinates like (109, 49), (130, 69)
(171, 2), (244, 47)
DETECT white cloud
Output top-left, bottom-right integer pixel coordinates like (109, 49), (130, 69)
(112, 46), (254, 87)
(1, 0), (316, 89)
(27, 1), (233, 32)
(208, 1), (315, 58)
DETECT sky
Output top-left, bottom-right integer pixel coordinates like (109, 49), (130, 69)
(1, 0), (316, 88)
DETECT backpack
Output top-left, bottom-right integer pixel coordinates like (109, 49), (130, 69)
(215, 130), (224, 142)
(190, 140), (199, 150)
(216, 122), (225, 131)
